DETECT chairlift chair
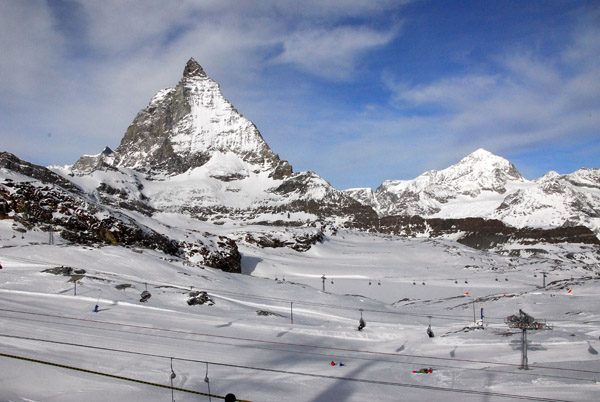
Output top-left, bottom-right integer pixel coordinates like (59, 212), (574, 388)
(140, 290), (151, 302)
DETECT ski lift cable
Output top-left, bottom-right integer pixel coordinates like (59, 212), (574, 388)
(1, 329), (596, 385)
(1, 312), (598, 376)
(0, 341), (579, 402)
(0, 274), (587, 326)
(0, 351), (250, 401)
(0, 252), (588, 326)
(0, 253), (590, 324)
(72, 267), (578, 323)
(0, 252), (569, 291)
(20, 329), (600, 383)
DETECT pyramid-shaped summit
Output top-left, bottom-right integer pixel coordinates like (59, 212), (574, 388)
(183, 57), (207, 78)
(102, 58), (292, 178)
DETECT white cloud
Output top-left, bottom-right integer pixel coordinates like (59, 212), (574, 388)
(274, 25), (399, 80)
(383, 28), (600, 169)
(1, 0), (596, 189)
(0, 1), (65, 96)
(0, 0), (405, 165)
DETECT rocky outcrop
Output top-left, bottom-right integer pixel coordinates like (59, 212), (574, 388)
(244, 229), (324, 252)
(71, 147), (114, 172)
(0, 174), (179, 254)
(1, 152), (81, 193)
(182, 236), (241, 273)
(1, 153), (242, 273)
(376, 215), (600, 249)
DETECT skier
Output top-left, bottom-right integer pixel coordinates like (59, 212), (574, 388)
(225, 393), (236, 402)
(358, 317), (366, 331)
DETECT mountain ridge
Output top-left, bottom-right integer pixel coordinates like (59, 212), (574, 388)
(59, 58), (600, 237)
(343, 149), (600, 235)
(1, 58), (598, 274)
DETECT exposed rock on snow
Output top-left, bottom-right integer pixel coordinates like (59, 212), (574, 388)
(1, 153), (241, 272)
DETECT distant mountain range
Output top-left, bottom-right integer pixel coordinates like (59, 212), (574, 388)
(344, 148), (600, 235)
(1, 58), (598, 271)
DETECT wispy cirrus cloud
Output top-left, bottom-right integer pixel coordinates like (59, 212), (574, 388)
(381, 25), (600, 177)
(0, 0), (406, 167)
(274, 24), (400, 80)
(0, 0), (597, 190)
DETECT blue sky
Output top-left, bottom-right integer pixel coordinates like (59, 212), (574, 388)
(1, 0), (598, 189)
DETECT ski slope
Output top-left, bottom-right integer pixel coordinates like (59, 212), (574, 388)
(1, 227), (599, 401)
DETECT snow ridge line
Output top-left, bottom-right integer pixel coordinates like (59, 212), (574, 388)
(0, 352), (250, 401)
(1, 307), (598, 376)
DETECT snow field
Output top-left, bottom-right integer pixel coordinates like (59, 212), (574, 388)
(1, 228), (599, 401)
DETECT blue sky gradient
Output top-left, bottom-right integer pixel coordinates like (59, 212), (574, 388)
(1, 0), (598, 189)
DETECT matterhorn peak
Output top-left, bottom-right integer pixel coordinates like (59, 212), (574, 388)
(183, 57), (207, 78)
(81, 57), (291, 179)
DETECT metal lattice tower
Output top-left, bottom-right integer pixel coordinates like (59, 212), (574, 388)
(505, 309), (552, 369)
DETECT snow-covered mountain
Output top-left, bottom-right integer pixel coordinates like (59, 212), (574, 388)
(65, 58), (370, 227)
(345, 149), (600, 236)
(64, 60), (600, 238)
(1, 57), (598, 265)
(372, 149), (524, 216)
(109, 58), (291, 179)
(2, 58), (600, 402)
(493, 169), (600, 232)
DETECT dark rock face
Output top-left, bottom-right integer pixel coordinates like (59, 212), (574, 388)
(182, 236), (241, 273)
(1, 153), (242, 273)
(183, 58), (207, 78)
(0, 175), (180, 255)
(109, 84), (196, 174)
(376, 215), (600, 249)
(244, 229), (324, 252)
(0, 152), (81, 193)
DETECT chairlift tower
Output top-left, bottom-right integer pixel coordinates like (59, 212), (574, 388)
(505, 309), (552, 369)
(542, 272), (547, 288)
(48, 225), (54, 245)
